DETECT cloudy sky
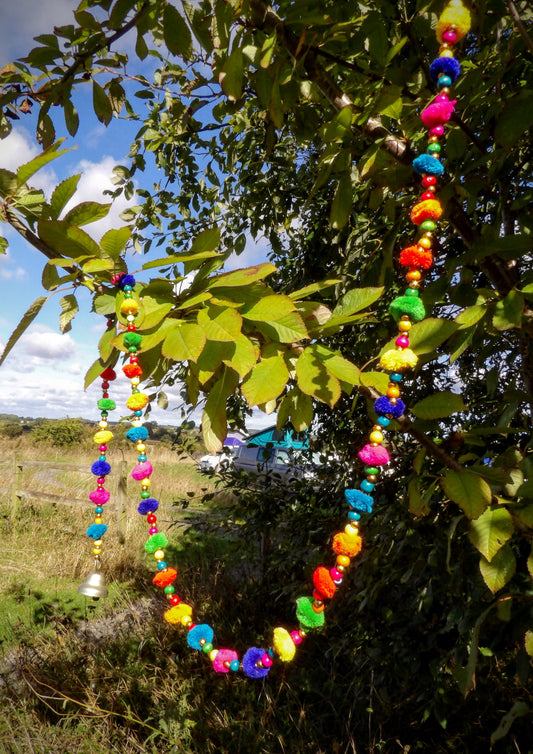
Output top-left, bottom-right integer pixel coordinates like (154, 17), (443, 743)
(0, 3), (270, 429)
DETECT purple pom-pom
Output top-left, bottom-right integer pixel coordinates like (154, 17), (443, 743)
(429, 56), (461, 84)
(374, 396), (405, 418)
(412, 154), (445, 177)
(126, 427), (149, 442)
(118, 274), (136, 289)
(345, 489), (374, 513)
(87, 523), (108, 539)
(242, 647), (271, 679)
(138, 498), (159, 515)
(91, 460), (111, 476)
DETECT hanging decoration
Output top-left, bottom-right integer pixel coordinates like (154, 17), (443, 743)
(79, 0), (471, 678)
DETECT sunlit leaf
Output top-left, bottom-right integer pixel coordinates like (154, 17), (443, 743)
(162, 323), (206, 362)
(163, 4), (193, 59)
(202, 366), (239, 453)
(479, 545), (516, 593)
(241, 355), (289, 407)
(469, 507), (514, 562)
(411, 391), (466, 420)
(0, 295), (49, 367)
(197, 305), (242, 341)
(441, 469), (492, 519)
(59, 293), (78, 333)
(63, 201), (111, 226)
(296, 348), (341, 407)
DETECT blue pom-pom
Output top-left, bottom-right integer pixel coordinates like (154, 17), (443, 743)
(345, 489), (374, 513)
(87, 523), (108, 539)
(374, 396), (406, 418)
(118, 274), (136, 289)
(412, 154), (445, 177)
(137, 498), (159, 515)
(126, 427), (149, 442)
(187, 624), (214, 650)
(91, 460), (111, 476)
(429, 57), (461, 84)
(242, 647), (270, 679)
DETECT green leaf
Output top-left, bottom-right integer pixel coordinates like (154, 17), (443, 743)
(241, 294), (295, 322)
(162, 323), (206, 362)
(479, 545), (516, 593)
(516, 480), (533, 500)
(93, 293), (117, 316)
(100, 227), (131, 259)
(333, 287), (384, 316)
(197, 305), (242, 341)
(16, 140), (69, 187)
(360, 371), (389, 394)
(408, 477), (430, 517)
(63, 201), (111, 226)
(492, 290), (523, 330)
(98, 326), (116, 363)
(454, 304), (486, 330)
(408, 317), (458, 355)
(93, 81), (112, 125)
(494, 91), (533, 149)
(441, 469), (492, 519)
(374, 85), (403, 119)
(42, 262), (60, 291)
(37, 112), (55, 149)
(157, 391), (168, 410)
(202, 366), (239, 453)
(491, 701), (531, 746)
(449, 327), (474, 364)
(241, 355), (289, 407)
(410, 391), (466, 420)
(163, 4), (193, 59)
(526, 631), (533, 657)
(256, 311), (308, 343)
(190, 226), (221, 254)
(37, 219), (101, 259)
(59, 294), (78, 334)
(329, 172), (352, 230)
(289, 279), (341, 300)
(0, 168), (17, 197)
(222, 333), (258, 378)
(0, 296), (49, 367)
(219, 46), (244, 102)
(277, 387), (313, 432)
(49, 174), (80, 220)
(296, 348), (341, 408)
(469, 507), (514, 562)
(82, 259), (114, 273)
(310, 344), (360, 387)
(210, 263), (277, 289)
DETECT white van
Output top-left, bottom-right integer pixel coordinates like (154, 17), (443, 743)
(232, 445), (317, 481)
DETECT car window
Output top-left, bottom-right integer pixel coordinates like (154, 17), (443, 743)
(276, 449), (290, 465)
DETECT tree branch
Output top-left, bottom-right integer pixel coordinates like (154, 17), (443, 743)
(505, 0), (533, 56)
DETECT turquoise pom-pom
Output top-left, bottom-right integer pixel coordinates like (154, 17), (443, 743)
(187, 623), (214, 650)
(87, 523), (108, 539)
(345, 489), (374, 513)
(412, 154), (445, 177)
(126, 427), (149, 442)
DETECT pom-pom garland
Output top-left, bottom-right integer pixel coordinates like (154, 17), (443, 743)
(421, 97), (456, 128)
(145, 532), (168, 553)
(358, 444), (390, 466)
(117, 273), (136, 289)
(89, 488), (110, 505)
(412, 154), (445, 177)
(344, 489), (373, 513)
(313, 566), (337, 600)
(243, 648), (271, 679)
(127, 426), (149, 442)
(126, 393), (149, 411)
(138, 498), (160, 514)
(91, 460), (111, 476)
(436, 0), (471, 42)
(131, 461), (153, 480)
(123, 363), (143, 378)
(398, 245), (433, 269)
(374, 396), (406, 418)
(411, 198), (443, 225)
(153, 568), (178, 587)
(87, 523), (108, 539)
(273, 628), (296, 662)
(389, 295), (426, 323)
(379, 348), (419, 372)
(429, 56), (461, 83)
(188, 623), (214, 650)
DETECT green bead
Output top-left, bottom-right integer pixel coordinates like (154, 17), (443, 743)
(164, 585), (175, 594)
(202, 642), (213, 654)
(420, 220), (436, 232)
(141, 490), (151, 499)
(427, 142), (441, 154)
(128, 346), (137, 353)
(364, 466), (379, 476)
(405, 288), (419, 297)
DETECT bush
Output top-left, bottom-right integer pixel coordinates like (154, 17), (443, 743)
(32, 418), (85, 447)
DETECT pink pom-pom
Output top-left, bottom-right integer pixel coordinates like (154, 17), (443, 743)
(213, 648), (239, 674)
(89, 488), (110, 505)
(421, 99), (456, 128)
(131, 461), (153, 480)
(358, 444), (391, 466)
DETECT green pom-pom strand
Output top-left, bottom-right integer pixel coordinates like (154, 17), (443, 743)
(97, 398), (116, 411)
(145, 532), (168, 553)
(124, 332), (143, 348)
(296, 596), (325, 630)
(389, 296), (426, 323)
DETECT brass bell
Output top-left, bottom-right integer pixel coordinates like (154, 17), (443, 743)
(78, 569), (108, 599)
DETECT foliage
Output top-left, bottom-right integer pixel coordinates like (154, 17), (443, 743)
(31, 418), (85, 446)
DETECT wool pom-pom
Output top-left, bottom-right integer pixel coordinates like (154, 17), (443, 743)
(358, 444), (390, 466)
(131, 461), (153, 481)
(296, 596), (326, 630)
(312, 566), (336, 600)
(97, 398), (116, 411)
(138, 498), (159, 515)
(345, 489), (373, 513)
(421, 98), (456, 128)
(436, 0), (471, 42)
(429, 56), (461, 83)
(213, 648), (239, 674)
(122, 363), (143, 379)
(87, 523), (108, 539)
(411, 199), (443, 225)
(399, 246), (433, 270)
(153, 568), (177, 588)
(273, 627), (296, 662)
(93, 430), (113, 445)
(187, 623), (214, 650)
(389, 295), (426, 323)
(100, 367), (117, 381)
(120, 298), (138, 316)
(145, 532), (168, 553)
(126, 393), (148, 411)
(91, 460), (111, 476)
(89, 488), (110, 505)
(333, 531), (363, 557)
(117, 273), (136, 289)
(123, 332), (142, 348)
(242, 647), (271, 679)
(412, 154), (445, 177)
(374, 396), (406, 418)
(127, 426), (149, 443)
(164, 603), (192, 625)
(379, 348), (419, 372)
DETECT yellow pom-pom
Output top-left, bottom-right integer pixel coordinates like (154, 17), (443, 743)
(379, 348), (418, 372)
(120, 298), (139, 315)
(436, 0), (471, 43)
(164, 603), (192, 625)
(273, 627), (296, 662)
(126, 393), (149, 410)
(93, 430), (113, 444)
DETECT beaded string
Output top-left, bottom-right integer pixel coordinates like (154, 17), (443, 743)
(80, 0), (472, 678)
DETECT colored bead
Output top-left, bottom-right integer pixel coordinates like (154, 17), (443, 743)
(390, 373), (402, 382)
(438, 74), (452, 87)
(406, 270), (422, 281)
(369, 430), (383, 444)
(418, 237), (432, 250)
(398, 320), (411, 332)
(95, 506), (104, 514)
(147, 515), (156, 524)
(157, 561), (167, 570)
(170, 595), (181, 606)
(361, 480), (375, 492)
(395, 335), (410, 348)
(345, 524), (358, 536)
(203, 642), (213, 654)
(261, 653), (273, 668)
(420, 220), (436, 232)
(404, 288), (419, 297)
(181, 615), (192, 626)
(440, 49), (454, 58)
(230, 660), (240, 671)
(164, 585), (175, 594)
(141, 490), (150, 498)
(138, 455), (147, 462)
(427, 142), (441, 154)
(420, 191), (434, 201)
(337, 555), (350, 567)
(149, 526), (158, 534)
(348, 511), (360, 521)
(154, 549), (165, 559)
(429, 126), (445, 137)
(330, 567), (343, 582)
(442, 29), (457, 44)
(377, 416), (390, 427)
(99, 444), (107, 452)
(94, 517), (103, 525)
(364, 466), (379, 475)
(422, 175), (437, 187)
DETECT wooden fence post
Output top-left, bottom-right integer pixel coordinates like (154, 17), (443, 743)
(116, 459), (128, 544)
(11, 453), (22, 519)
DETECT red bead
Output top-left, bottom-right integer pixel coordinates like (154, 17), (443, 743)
(102, 393), (109, 399)
(169, 595), (181, 606)
(127, 324), (136, 332)
(420, 191), (434, 201)
(101, 381), (109, 389)
(147, 514), (156, 524)
(130, 355), (139, 363)
(422, 175), (437, 187)
(312, 587), (326, 601)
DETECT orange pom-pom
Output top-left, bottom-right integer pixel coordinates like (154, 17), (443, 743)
(123, 363), (143, 378)
(312, 566), (336, 600)
(126, 393), (149, 410)
(153, 567), (178, 588)
(398, 246), (434, 269)
(410, 199), (443, 225)
(333, 532), (362, 558)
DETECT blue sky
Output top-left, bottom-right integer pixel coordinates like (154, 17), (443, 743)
(0, 2), (270, 428)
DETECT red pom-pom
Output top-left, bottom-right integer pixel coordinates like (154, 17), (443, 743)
(398, 246), (433, 270)
(123, 363), (143, 378)
(153, 568), (178, 588)
(312, 566), (336, 600)
(101, 367), (117, 381)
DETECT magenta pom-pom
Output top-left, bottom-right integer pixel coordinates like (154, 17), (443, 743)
(131, 461), (153, 480)
(421, 98), (456, 128)
(213, 648), (239, 674)
(358, 444), (390, 466)
(89, 488), (110, 505)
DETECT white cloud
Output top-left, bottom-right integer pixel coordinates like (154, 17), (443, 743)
(0, 250), (26, 280)
(225, 233), (270, 271)
(22, 330), (75, 360)
(0, 0), (75, 64)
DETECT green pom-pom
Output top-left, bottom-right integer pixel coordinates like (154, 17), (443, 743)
(145, 532), (168, 553)
(97, 398), (116, 411)
(124, 332), (143, 348)
(296, 596), (325, 630)
(389, 295), (426, 323)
